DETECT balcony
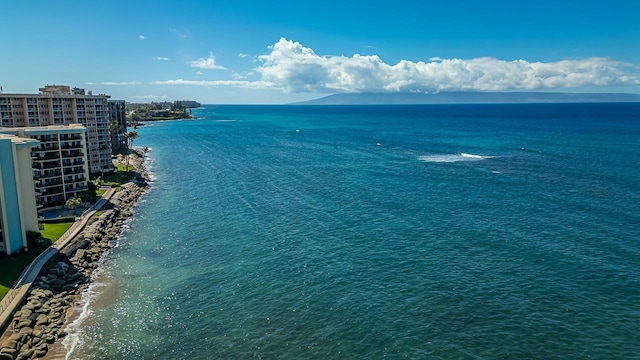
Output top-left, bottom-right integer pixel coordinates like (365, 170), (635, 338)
(37, 169), (62, 178)
(37, 136), (58, 143)
(32, 153), (59, 161)
(62, 160), (84, 167)
(61, 142), (83, 149)
(33, 161), (60, 170)
(63, 168), (84, 175)
(38, 179), (63, 187)
(60, 134), (82, 141)
(40, 144), (59, 151)
(65, 184), (88, 192)
(65, 176), (86, 183)
(61, 150), (84, 158)
(40, 186), (64, 196)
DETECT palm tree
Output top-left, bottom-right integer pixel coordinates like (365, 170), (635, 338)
(125, 130), (139, 171)
(127, 130), (138, 147)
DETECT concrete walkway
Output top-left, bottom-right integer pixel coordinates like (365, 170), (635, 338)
(0, 188), (116, 332)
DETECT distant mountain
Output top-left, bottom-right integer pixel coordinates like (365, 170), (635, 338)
(294, 92), (640, 105)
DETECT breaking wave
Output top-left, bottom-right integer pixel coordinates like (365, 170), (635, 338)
(418, 153), (495, 163)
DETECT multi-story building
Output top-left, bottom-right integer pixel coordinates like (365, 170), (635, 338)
(108, 100), (127, 150)
(1, 125), (90, 209)
(0, 85), (113, 173)
(0, 134), (39, 255)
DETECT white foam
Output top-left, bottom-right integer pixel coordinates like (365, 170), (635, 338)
(418, 153), (495, 163)
(460, 153), (486, 159)
(61, 270), (104, 359)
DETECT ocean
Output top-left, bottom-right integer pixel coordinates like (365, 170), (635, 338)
(67, 103), (640, 359)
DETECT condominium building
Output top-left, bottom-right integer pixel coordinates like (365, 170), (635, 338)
(0, 85), (113, 173)
(0, 125), (90, 209)
(108, 100), (127, 150)
(0, 134), (39, 255)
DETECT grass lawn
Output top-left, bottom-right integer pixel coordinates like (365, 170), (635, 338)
(96, 188), (107, 197)
(0, 221), (74, 299)
(100, 168), (135, 187)
(116, 164), (135, 172)
(40, 222), (74, 243)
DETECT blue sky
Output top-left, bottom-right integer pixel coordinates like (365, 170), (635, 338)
(1, 0), (639, 104)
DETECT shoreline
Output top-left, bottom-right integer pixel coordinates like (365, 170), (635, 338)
(0, 150), (150, 360)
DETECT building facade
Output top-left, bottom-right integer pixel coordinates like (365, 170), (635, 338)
(0, 85), (113, 173)
(1, 125), (90, 209)
(0, 135), (39, 255)
(108, 100), (127, 150)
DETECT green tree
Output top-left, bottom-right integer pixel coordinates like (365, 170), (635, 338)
(127, 130), (139, 146)
(125, 130), (139, 170)
(85, 180), (98, 201)
(65, 197), (82, 209)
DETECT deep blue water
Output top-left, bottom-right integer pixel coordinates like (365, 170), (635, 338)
(69, 104), (640, 359)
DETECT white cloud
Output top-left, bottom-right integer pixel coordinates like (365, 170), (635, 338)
(238, 53), (249, 58)
(196, 71), (203, 75)
(153, 79), (266, 88)
(189, 53), (226, 70)
(132, 94), (170, 100)
(86, 81), (141, 85)
(139, 35), (145, 40)
(151, 38), (640, 94)
(253, 38), (640, 93)
(156, 56), (170, 61)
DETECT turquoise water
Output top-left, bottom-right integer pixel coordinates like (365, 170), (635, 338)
(70, 104), (640, 359)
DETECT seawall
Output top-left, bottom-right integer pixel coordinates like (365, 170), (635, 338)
(0, 151), (149, 360)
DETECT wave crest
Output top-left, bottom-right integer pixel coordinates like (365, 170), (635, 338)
(418, 153), (495, 163)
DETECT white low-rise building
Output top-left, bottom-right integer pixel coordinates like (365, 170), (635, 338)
(1, 125), (90, 209)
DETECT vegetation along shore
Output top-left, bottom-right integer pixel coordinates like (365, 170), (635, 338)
(127, 100), (200, 123)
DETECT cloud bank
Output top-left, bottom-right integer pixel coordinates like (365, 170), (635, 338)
(255, 38), (640, 93)
(153, 79), (264, 88)
(156, 38), (640, 94)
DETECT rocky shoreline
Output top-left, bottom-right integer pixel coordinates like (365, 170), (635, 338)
(0, 151), (149, 360)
